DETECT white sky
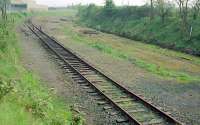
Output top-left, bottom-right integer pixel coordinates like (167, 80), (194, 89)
(35, 0), (147, 7)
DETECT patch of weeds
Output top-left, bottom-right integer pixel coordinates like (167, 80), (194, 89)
(93, 41), (199, 82)
(0, 13), (81, 125)
(72, 115), (85, 125)
(91, 42), (129, 60)
(14, 68), (73, 125)
(0, 80), (14, 99)
(63, 27), (199, 82)
(132, 59), (198, 82)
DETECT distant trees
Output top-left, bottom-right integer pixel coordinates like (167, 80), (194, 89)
(0, 0), (10, 20)
(105, 0), (115, 9)
(79, 0), (200, 41)
(192, 0), (200, 20)
(155, 0), (172, 24)
(175, 0), (191, 38)
(176, 0), (190, 24)
(150, 0), (154, 21)
(85, 4), (96, 17)
(149, 0), (172, 24)
(104, 0), (115, 15)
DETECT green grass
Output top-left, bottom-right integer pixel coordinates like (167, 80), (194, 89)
(62, 24), (200, 83)
(0, 101), (42, 125)
(78, 6), (200, 56)
(33, 9), (78, 17)
(91, 43), (198, 82)
(0, 13), (83, 125)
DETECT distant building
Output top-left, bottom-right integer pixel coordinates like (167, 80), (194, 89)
(10, 0), (48, 12)
(10, 0), (27, 12)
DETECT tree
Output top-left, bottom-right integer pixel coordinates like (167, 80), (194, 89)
(150, 0), (154, 21)
(0, 0), (10, 20)
(104, 0), (115, 16)
(105, 0), (115, 9)
(176, 0), (190, 25)
(192, 0), (200, 20)
(156, 0), (172, 24)
(175, 0), (191, 37)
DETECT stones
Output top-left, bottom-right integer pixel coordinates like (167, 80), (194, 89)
(116, 118), (128, 123)
(103, 106), (112, 110)
(142, 119), (164, 125)
(128, 109), (146, 113)
(97, 101), (108, 105)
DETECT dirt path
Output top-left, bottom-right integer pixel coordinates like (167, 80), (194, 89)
(18, 24), (128, 125)
(31, 15), (200, 125)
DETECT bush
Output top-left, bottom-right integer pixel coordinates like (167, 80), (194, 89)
(78, 5), (200, 56)
(0, 13), (77, 125)
(0, 80), (13, 99)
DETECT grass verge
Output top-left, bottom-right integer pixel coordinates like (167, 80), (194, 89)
(62, 24), (200, 83)
(0, 13), (83, 125)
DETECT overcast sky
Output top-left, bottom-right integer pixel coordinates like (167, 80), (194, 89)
(35, 0), (147, 7)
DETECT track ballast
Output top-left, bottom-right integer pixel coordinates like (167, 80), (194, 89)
(27, 22), (183, 125)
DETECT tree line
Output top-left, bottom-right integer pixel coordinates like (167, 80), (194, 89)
(0, 0), (10, 21)
(78, 0), (200, 55)
(106, 0), (200, 38)
(150, 0), (200, 39)
(79, 0), (200, 40)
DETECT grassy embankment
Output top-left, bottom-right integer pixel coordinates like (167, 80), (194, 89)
(77, 5), (200, 56)
(34, 9), (77, 17)
(59, 10), (200, 83)
(0, 13), (82, 125)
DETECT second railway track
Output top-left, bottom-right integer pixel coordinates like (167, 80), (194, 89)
(26, 21), (183, 125)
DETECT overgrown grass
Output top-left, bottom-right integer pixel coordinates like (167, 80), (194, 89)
(90, 43), (199, 82)
(62, 24), (200, 83)
(0, 13), (83, 125)
(33, 9), (77, 17)
(78, 5), (200, 56)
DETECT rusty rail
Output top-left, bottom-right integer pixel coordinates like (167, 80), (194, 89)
(27, 22), (183, 125)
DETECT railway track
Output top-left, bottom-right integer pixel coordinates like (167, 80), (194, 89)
(26, 22), (183, 125)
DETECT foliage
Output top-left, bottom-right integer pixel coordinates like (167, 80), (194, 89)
(155, 0), (173, 23)
(0, 80), (13, 99)
(105, 0), (115, 9)
(62, 24), (200, 83)
(192, 0), (200, 20)
(78, 4), (200, 56)
(103, 0), (115, 15)
(0, 13), (83, 125)
(0, 0), (10, 20)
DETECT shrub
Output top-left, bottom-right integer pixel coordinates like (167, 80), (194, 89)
(0, 80), (13, 99)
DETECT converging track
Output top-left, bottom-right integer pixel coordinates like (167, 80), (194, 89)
(26, 21), (183, 125)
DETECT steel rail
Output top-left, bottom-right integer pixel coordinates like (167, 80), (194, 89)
(27, 22), (183, 125)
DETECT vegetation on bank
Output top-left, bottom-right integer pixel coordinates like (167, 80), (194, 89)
(77, 0), (200, 56)
(0, 12), (83, 125)
(62, 23), (200, 83)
